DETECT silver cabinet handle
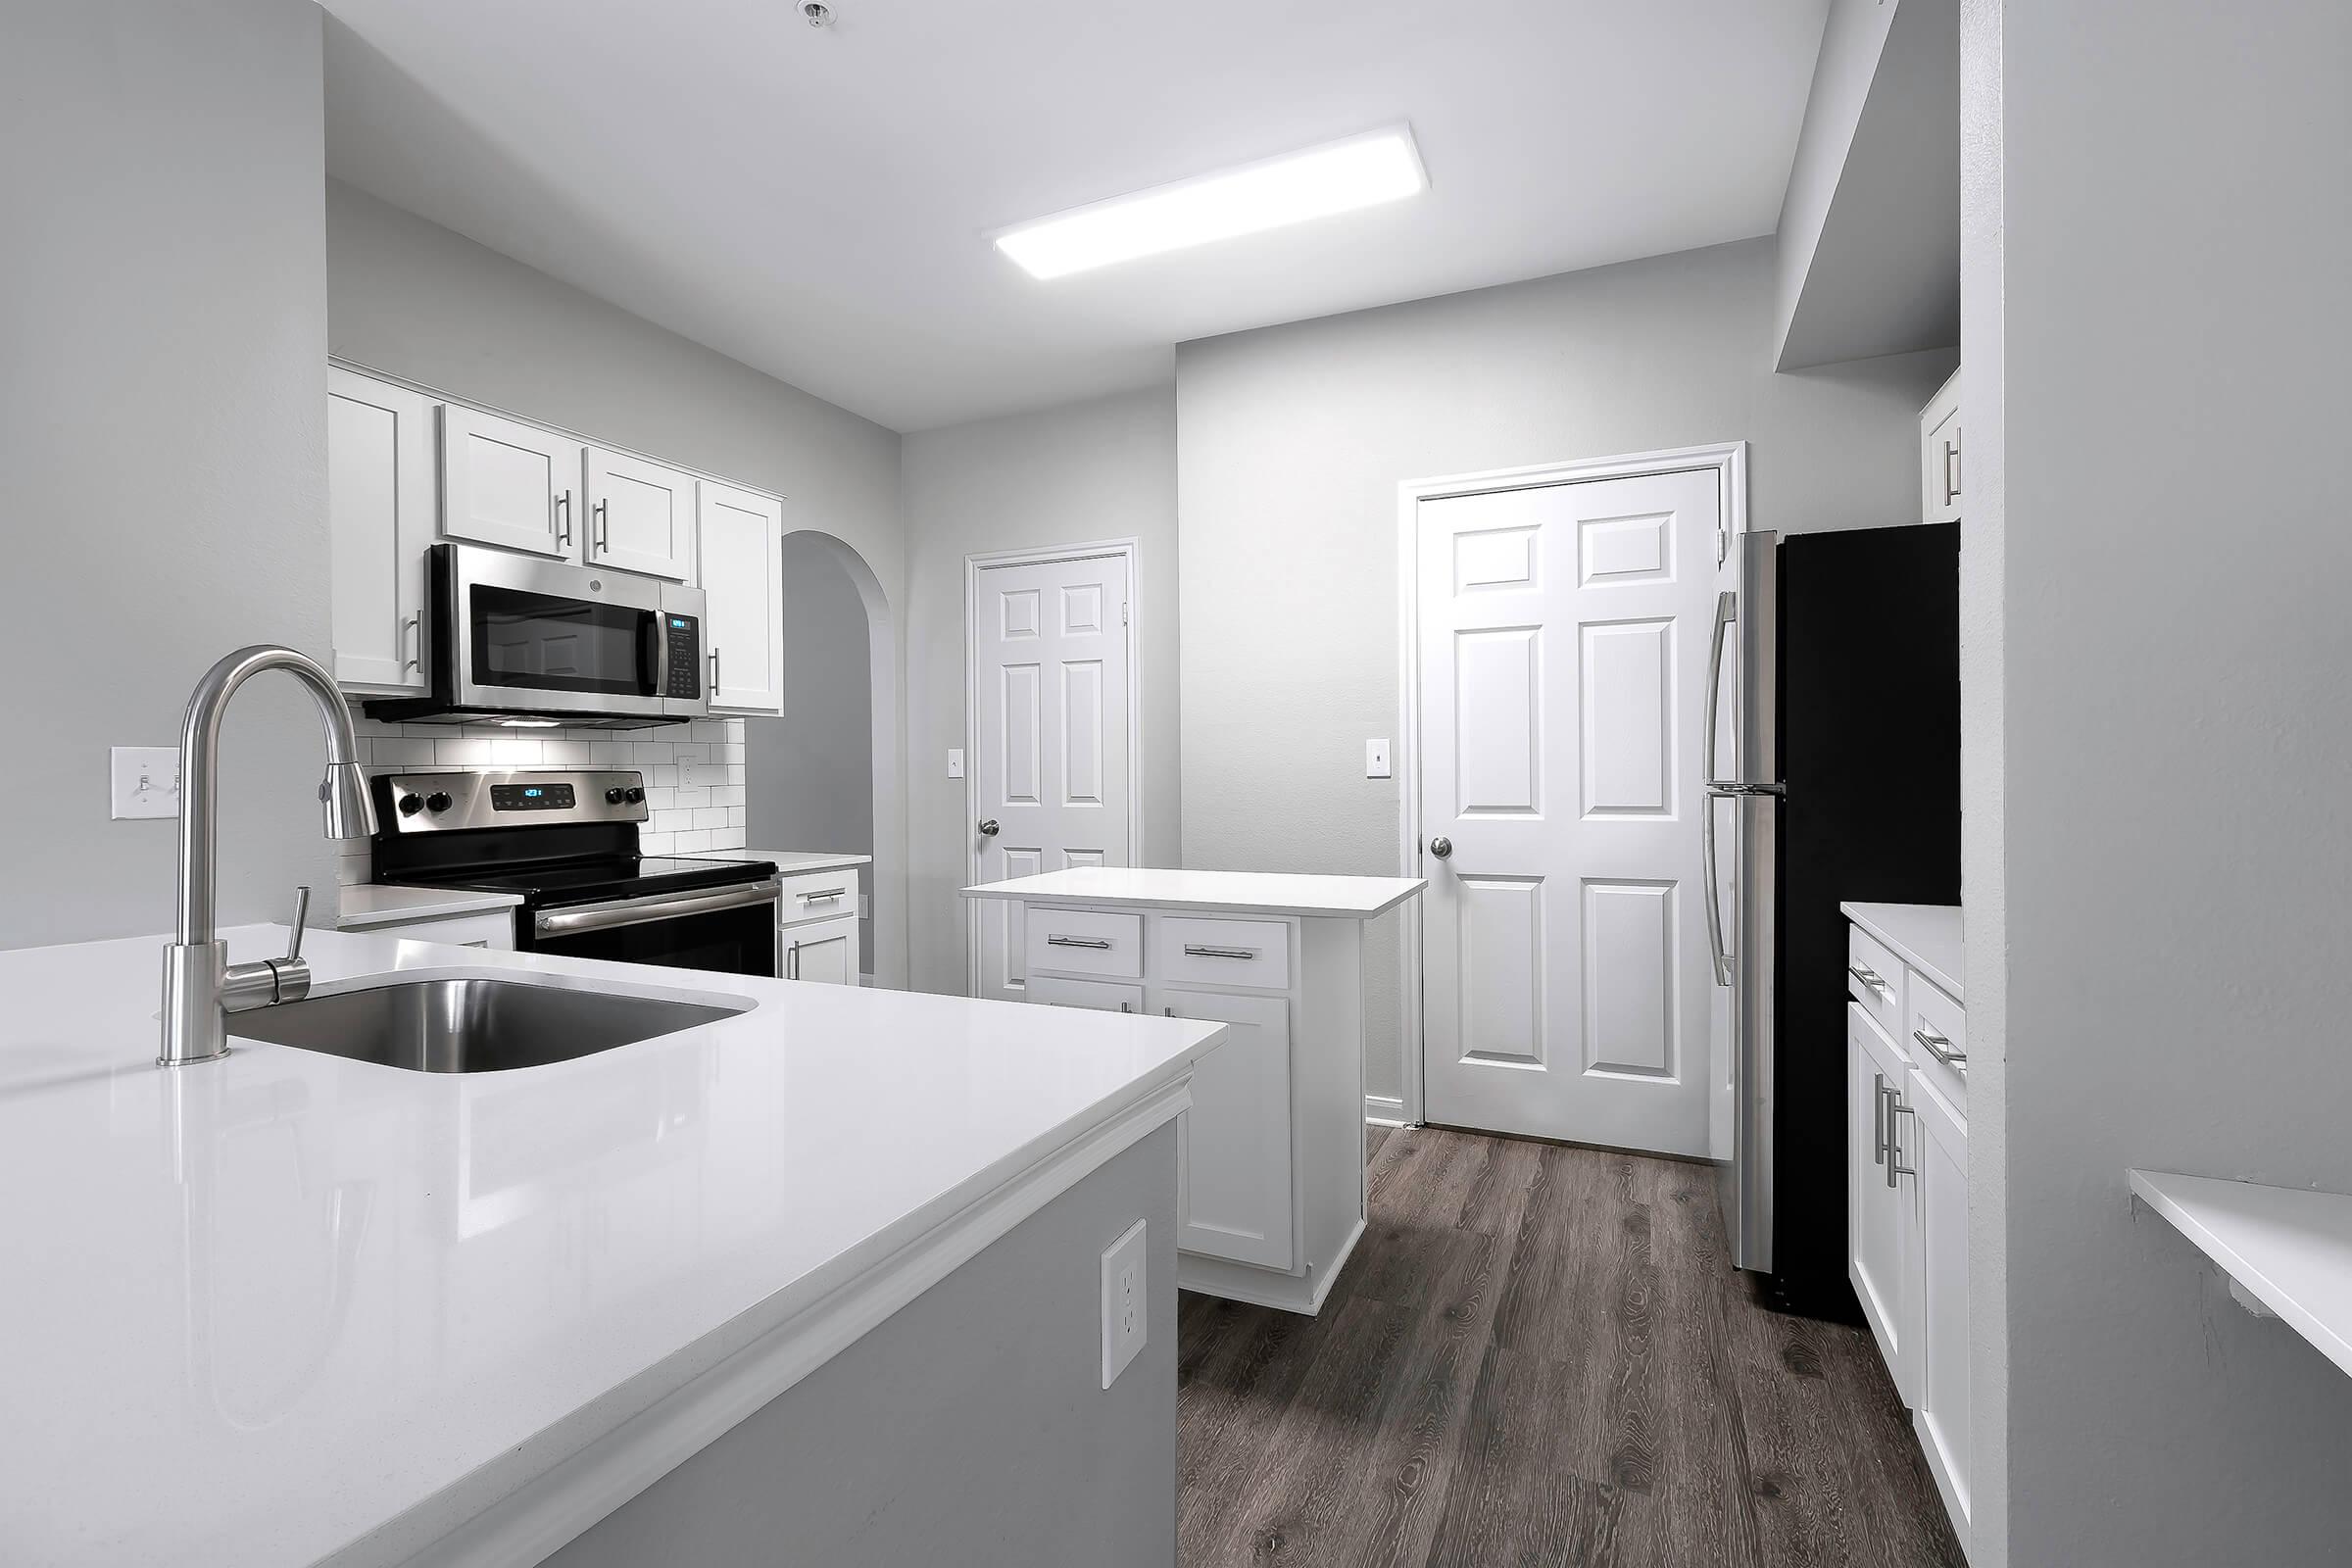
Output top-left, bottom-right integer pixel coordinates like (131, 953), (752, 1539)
(1119, 1001), (1132, 1013)
(555, 489), (572, 548)
(1184, 945), (1256, 960)
(1047, 935), (1111, 950)
(1886, 1096), (1918, 1187)
(1872, 1072), (1888, 1165)
(593, 497), (610, 553)
(786, 940), (800, 980)
(401, 613), (421, 671)
(1847, 962), (1888, 994)
(978, 818), (1000, 837)
(708, 648), (720, 699)
(1913, 1027), (1968, 1068)
(1428, 836), (1452, 859)
(1943, 438), (1961, 504)
(798, 887), (847, 903)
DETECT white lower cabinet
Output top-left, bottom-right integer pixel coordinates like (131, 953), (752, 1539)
(348, 910), (515, 950)
(782, 911), (858, 985)
(1027, 974), (1144, 1014)
(1846, 912), (1971, 1552)
(1156, 988), (1294, 1272)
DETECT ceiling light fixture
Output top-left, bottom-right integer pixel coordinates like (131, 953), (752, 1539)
(992, 125), (1427, 280)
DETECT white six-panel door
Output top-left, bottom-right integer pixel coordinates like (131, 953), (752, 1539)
(1418, 469), (1722, 1155)
(969, 552), (1133, 1002)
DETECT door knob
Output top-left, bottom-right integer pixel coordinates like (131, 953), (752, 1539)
(978, 818), (1000, 837)
(1429, 836), (1452, 859)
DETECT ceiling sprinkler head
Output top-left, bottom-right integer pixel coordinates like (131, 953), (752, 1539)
(802, 2), (833, 25)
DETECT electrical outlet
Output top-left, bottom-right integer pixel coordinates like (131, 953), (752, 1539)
(1365, 738), (1392, 779)
(947, 749), (965, 780)
(111, 747), (180, 820)
(1100, 1217), (1148, 1389)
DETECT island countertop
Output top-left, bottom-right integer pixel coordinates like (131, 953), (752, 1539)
(0, 926), (1224, 1568)
(963, 866), (1425, 919)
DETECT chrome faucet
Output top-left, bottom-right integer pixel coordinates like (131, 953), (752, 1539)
(159, 646), (378, 1065)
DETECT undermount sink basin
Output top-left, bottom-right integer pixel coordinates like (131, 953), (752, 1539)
(227, 976), (750, 1072)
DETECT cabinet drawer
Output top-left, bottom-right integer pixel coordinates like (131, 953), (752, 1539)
(1846, 923), (1905, 1041)
(1906, 971), (1968, 1115)
(1025, 907), (1143, 978)
(777, 868), (858, 926)
(1152, 916), (1291, 991)
(1028, 974), (1145, 1015)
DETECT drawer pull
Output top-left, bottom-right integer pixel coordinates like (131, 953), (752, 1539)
(1913, 1027), (1968, 1068)
(798, 887), (847, 903)
(1886, 1097), (1918, 1186)
(1184, 944), (1257, 960)
(1872, 1072), (1888, 1165)
(1846, 962), (1889, 994)
(1046, 935), (1112, 950)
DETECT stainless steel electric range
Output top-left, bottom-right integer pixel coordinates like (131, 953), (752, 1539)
(368, 769), (781, 977)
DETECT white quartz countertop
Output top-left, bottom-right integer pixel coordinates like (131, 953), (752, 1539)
(963, 866), (1426, 919)
(0, 927), (1224, 1568)
(1840, 901), (1965, 1000)
(2130, 1170), (2352, 1380)
(336, 882), (523, 929)
(687, 848), (872, 875)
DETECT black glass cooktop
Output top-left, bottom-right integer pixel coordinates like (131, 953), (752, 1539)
(393, 856), (774, 908)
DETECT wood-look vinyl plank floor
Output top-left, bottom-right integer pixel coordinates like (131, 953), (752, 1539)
(1179, 1125), (1963, 1568)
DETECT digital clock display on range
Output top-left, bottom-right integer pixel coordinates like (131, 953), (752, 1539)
(489, 783), (575, 811)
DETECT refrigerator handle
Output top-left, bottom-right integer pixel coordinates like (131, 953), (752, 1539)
(1704, 590), (1736, 787)
(1702, 794), (1733, 987)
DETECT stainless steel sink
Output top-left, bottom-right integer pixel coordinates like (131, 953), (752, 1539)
(226, 976), (750, 1072)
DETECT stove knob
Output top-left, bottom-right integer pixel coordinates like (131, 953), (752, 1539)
(624, 787), (646, 805)
(606, 786), (627, 805)
(425, 791), (454, 814)
(396, 793), (423, 816)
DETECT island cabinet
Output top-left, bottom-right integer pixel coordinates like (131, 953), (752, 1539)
(966, 868), (1424, 1315)
(1843, 902), (1971, 1551)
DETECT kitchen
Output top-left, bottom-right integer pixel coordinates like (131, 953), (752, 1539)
(6, 2), (2350, 1567)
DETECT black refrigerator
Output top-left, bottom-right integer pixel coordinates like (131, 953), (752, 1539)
(1711, 521), (1961, 1312)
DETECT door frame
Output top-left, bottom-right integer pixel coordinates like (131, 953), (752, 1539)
(1392, 441), (1748, 1126)
(963, 537), (1146, 996)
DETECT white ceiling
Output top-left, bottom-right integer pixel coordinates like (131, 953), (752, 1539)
(322, 0), (1829, 432)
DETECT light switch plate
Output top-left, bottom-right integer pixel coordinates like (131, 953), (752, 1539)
(1365, 739), (1392, 779)
(947, 749), (965, 780)
(1100, 1217), (1148, 1389)
(111, 747), (180, 820)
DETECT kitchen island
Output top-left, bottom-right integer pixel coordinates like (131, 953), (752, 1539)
(0, 926), (1225, 1567)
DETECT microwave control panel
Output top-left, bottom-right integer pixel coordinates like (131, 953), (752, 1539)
(662, 613), (703, 698)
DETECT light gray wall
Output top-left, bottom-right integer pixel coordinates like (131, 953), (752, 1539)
(0, 0), (331, 949)
(323, 179), (912, 985)
(748, 533), (878, 971)
(547, 1123), (1178, 1568)
(899, 388), (1179, 996)
(1177, 238), (1955, 1103)
(1978, 1), (2352, 1563)
(1772, 0), (1898, 364)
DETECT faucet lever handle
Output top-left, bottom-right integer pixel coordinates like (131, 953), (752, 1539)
(285, 885), (311, 963)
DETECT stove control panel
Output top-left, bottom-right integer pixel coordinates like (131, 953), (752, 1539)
(372, 770), (650, 834)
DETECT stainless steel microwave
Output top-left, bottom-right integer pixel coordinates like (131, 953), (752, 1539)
(366, 544), (710, 728)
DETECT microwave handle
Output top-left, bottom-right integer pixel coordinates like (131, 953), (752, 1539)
(645, 610), (667, 699)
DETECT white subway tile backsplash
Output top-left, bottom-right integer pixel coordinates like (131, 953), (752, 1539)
(725, 806), (746, 827)
(370, 737), (437, 766)
(673, 787), (710, 809)
(488, 738), (544, 764)
(692, 807), (730, 830)
(640, 831), (676, 856)
(670, 744), (710, 766)
(631, 742), (672, 764)
(436, 737), (492, 765)
(721, 743), (747, 764)
(691, 719), (728, 743)
(674, 830), (712, 853)
(541, 739), (591, 764)
(708, 826), (746, 851)
(714, 785), (745, 808)
(588, 741), (632, 764)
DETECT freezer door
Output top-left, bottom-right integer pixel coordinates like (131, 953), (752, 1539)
(1726, 530), (1780, 1273)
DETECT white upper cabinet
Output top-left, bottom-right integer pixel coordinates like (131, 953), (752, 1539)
(326, 368), (434, 692)
(1920, 368), (1962, 525)
(439, 405), (582, 559)
(698, 482), (785, 715)
(586, 446), (697, 582)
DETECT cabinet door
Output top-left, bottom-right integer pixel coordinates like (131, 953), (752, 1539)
(1027, 974), (1145, 1014)
(1908, 1067), (1971, 1535)
(586, 446), (697, 582)
(1157, 988), (1294, 1271)
(783, 912), (858, 985)
(326, 368), (433, 691)
(440, 405), (581, 559)
(698, 482), (785, 714)
(1848, 1003), (1919, 1402)
(1920, 370), (1962, 525)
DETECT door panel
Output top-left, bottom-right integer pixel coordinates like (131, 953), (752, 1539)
(1911, 1067), (1970, 1527)
(586, 447), (695, 581)
(970, 553), (1132, 1001)
(1028, 974), (1144, 1014)
(1158, 989), (1294, 1271)
(1420, 469), (1722, 1153)
(700, 482), (784, 714)
(784, 914), (857, 985)
(440, 406), (579, 559)
(1849, 1004), (1916, 1400)
(326, 368), (432, 691)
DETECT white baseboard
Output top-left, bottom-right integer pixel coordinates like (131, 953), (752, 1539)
(1363, 1095), (1407, 1127)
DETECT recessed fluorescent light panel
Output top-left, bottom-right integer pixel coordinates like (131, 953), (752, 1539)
(994, 125), (1427, 280)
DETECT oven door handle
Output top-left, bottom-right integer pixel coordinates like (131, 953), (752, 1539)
(534, 880), (780, 936)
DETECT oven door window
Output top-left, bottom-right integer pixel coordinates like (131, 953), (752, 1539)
(471, 585), (655, 697)
(532, 901), (776, 978)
